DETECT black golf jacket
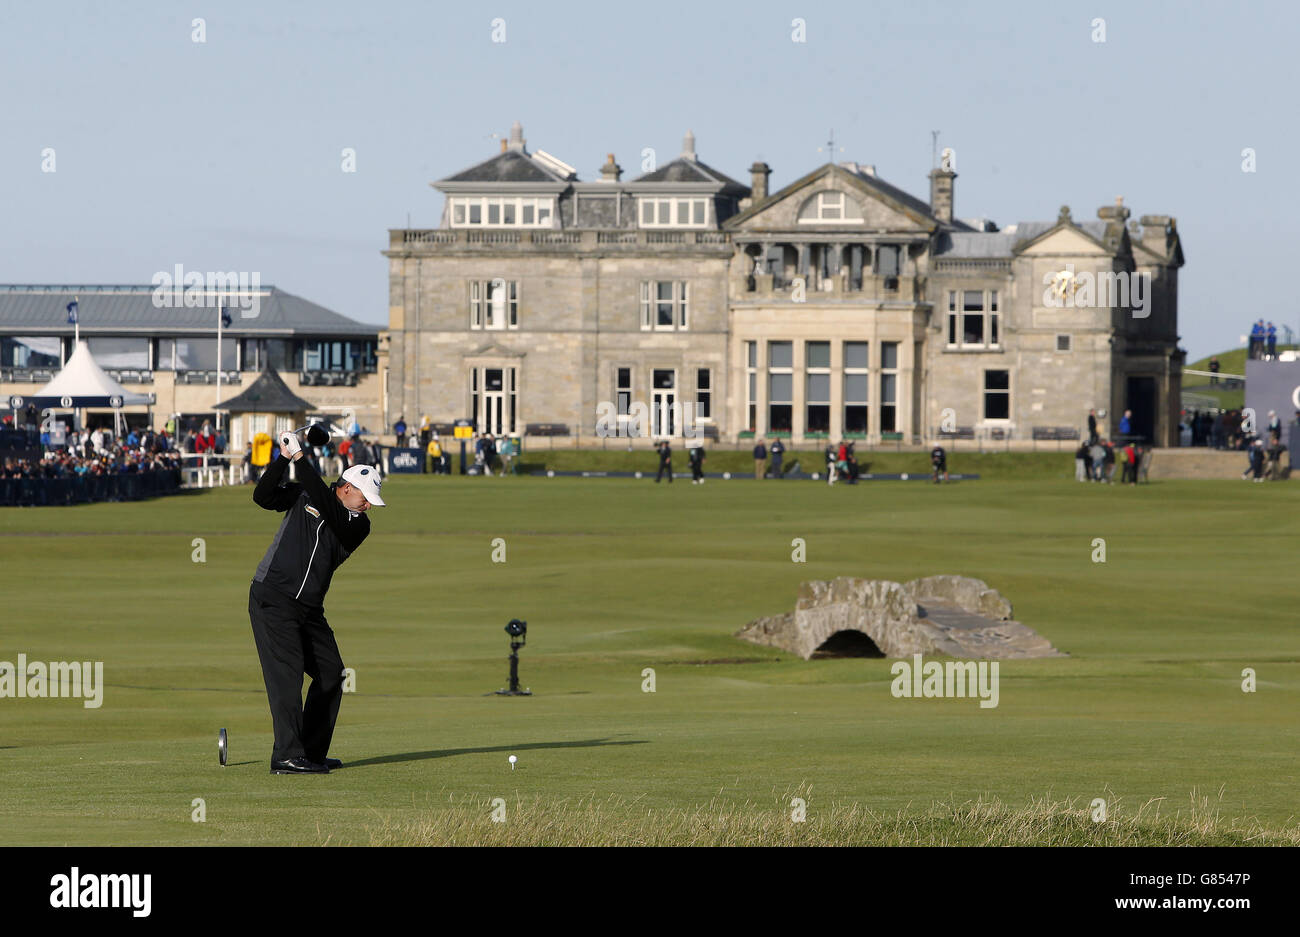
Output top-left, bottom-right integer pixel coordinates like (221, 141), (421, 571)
(252, 455), (370, 607)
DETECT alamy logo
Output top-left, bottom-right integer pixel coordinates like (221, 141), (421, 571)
(0, 654), (104, 708)
(889, 653), (999, 708)
(49, 868), (151, 917)
(594, 400), (707, 438)
(151, 264), (263, 318)
(1042, 263), (1150, 318)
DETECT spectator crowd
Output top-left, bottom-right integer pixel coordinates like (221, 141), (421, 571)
(2, 424), (185, 480)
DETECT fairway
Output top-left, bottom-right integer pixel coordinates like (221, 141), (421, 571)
(2, 474), (1297, 845)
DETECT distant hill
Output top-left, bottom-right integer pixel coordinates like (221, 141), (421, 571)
(1181, 345), (1299, 411)
(1186, 345), (1298, 374)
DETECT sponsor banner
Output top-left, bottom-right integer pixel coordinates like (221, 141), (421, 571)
(388, 447), (424, 473)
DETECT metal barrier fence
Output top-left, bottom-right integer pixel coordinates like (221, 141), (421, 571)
(181, 453), (246, 488)
(0, 469), (183, 506)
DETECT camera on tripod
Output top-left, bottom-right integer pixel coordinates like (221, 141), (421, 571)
(492, 619), (531, 696)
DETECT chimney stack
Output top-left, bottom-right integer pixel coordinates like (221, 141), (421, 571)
(599, 153), (622, 183)
(750, 161), (771, 202)
(507, 120), (526, 152)
(929, 167), (956, 224)
(1138, 214), (1174, 257)
(681, 130), (696, 161)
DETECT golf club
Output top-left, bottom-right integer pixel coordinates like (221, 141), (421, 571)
(289, 423), (330, 447)
(218, 728), (228, 767)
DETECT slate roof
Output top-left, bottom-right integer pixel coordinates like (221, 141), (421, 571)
(934, 221), (1114, 258)
(440, 148), (570, 184)
(633, 157), (750, 195)
(838, 165), (946, 224)
(0, 285), (377, 336)
(215, 365), (317, 413)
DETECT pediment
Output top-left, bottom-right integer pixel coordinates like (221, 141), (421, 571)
(726, 164), (937, 234)
(1018, 226), (1110, 257)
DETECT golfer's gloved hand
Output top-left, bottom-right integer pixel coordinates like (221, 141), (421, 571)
(278, 431), (302, 459)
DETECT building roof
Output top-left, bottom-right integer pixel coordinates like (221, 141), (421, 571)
(440, 148), (571, 184)
(726, 162), (942, 232)
(215, 364), (317, 413)
(837, 164), (949, 224)
(436, 122), (575, 188)
(633, 158), (750, 195)
(0, 285), (377, 336)
(934, 220), (1115, 258)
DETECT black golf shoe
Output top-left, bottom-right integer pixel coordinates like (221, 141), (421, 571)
(323, 757), (343, 770)
(270, 756), (330, 775)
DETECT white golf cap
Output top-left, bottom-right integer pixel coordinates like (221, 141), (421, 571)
(340, 464), (386, 506)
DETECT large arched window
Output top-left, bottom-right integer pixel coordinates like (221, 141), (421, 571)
(798, 190), (864, 223)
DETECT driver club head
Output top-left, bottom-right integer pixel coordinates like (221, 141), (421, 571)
(303, 423), (330, 447)
(218, 728), (228, 767)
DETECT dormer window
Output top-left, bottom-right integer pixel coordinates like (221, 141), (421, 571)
(638, 197), (710, 228)
(450, 196), (554, 228)
(798, 191), (864, 224)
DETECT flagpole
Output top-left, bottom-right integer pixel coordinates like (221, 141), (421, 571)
(216, 305), (222, 434)
(67, 296), (80, 435)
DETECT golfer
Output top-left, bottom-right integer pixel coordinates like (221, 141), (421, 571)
(248, 428), (385, 774)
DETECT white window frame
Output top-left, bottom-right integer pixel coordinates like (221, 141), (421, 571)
(637, 197), (710, 228)
(990, 290), (1000, 348)
(798, 190), (865, 224)
(947, 289), (1001, 350)
(640, 281), (689, 331)
(471, 280), (519, 331)
(450, 196), (554, 228)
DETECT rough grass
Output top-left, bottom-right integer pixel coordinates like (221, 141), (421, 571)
(365, 787), (1299, 847)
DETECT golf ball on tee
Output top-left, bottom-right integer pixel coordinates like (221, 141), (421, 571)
(508, 755), (517, 769)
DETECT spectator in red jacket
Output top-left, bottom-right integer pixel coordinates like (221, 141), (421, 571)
(194, 421), (216, 456)
(1122, 443), (1139, 484)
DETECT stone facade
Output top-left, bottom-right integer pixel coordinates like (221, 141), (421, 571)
(385, 125), (1185, 446)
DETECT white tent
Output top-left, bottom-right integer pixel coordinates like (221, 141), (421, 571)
(10, 340), (154, 437)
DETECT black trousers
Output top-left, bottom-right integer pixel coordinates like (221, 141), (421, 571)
(248, 582), (345, 766)
(656, 461), (672, 482)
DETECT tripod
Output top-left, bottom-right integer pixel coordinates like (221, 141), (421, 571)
(493, 619), (531, 696)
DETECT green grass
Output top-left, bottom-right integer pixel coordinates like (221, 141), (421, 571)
(1186, 345), (1299, 375)
(523, 448), (1073, 480)
(2, 475), (1298, 846)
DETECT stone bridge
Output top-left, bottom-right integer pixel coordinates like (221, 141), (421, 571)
(736, 575), (1066, 660)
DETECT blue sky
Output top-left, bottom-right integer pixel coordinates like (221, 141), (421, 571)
(1, 0), (1292, 360)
